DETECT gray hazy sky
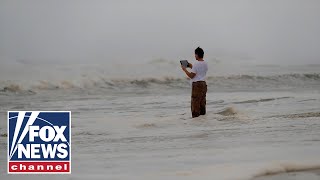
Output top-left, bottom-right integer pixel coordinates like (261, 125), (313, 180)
(1, 0), (320, 64)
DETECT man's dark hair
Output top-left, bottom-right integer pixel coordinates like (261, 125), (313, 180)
(195, 47), (204, 58)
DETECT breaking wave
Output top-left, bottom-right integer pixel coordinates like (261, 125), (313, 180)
(252, 162), (320, 179)
(233, 97), (292, 104)
(216, 107), (238, 116)
(1, 73), (319, 94)
(268, 111), (320, 119)
(172, 161), (320, 180)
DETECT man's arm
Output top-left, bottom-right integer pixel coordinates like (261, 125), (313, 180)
(188, 63), (193, 68)
(181, 66), (196, 79)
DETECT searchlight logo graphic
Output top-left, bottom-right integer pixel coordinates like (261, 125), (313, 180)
(8, 111), (71, 174)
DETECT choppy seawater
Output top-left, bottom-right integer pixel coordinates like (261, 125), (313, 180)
(0, 61), (320, 179)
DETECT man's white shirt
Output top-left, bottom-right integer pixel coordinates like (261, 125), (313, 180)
(190, 60), (208, 83)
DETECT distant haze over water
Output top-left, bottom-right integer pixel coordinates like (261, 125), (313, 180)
(1, 0), (320, 65)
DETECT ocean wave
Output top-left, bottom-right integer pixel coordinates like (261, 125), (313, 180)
(233, 97), (292, 104)
(0, 83), (36, 95)
(171, 161), (320, 180)
(268, 112), (320, 119)
(216, 107), (238, 116)
(0, 73), (319, 93)
(253, 162), (320, 179)
(135, 123), (157, 129)
(2, 84), (22, 92)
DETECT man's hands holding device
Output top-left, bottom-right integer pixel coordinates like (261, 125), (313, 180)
(180, 60), (192, 70)
(180, 60), (195, 79)
(180, 60), (188, 72)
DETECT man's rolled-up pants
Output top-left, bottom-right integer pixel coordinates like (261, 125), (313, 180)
(191, 81), (207, 118)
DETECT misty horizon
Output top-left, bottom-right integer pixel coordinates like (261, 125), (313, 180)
(1, 0), (320, 65)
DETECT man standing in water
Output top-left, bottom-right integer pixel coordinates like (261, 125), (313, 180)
(181, 47), (208, 118)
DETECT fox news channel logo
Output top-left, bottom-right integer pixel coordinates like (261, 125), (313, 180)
(7, 111), (71, 174)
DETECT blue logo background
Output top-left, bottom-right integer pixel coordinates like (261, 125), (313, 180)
(8, 112), (70, 161)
